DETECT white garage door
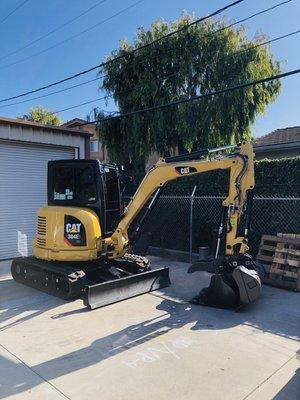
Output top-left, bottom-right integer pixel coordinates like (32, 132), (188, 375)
(0, 141), (75, 260)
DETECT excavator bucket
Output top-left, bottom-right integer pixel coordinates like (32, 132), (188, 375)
(188, 254), (262, 309)
(232, 266), (262, 306)
(83, 267), (170, 309)
(190, 273), (238, 309)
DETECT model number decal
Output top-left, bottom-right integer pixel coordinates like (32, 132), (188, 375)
(64, 216), (86, 246)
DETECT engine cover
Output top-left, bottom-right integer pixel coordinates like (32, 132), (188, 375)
(33, 206), (102, 261)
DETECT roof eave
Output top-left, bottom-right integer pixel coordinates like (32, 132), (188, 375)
(254, 142), (300, 152)
(0, 116), (93, 137)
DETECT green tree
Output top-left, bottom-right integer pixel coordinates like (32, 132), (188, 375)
(19, 106), (62, 126)
(98, 14), (281, 171)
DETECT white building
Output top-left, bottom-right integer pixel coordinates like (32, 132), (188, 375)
(0, 116), (91, 259)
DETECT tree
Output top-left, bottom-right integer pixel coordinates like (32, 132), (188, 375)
(97, 14), (281, 171)
(19, 107), (62, 126)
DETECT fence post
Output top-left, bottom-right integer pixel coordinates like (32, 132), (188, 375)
(189, 186), (197, 264)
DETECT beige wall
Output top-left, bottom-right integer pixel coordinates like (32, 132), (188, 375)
(0, 123), (85, 158)
(71, 123), (108, 162)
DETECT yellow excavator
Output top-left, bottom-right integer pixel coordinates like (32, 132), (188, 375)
(11, 142), (262, 310)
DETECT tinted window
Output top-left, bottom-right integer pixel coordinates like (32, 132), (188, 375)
(52, 164), (97, 203)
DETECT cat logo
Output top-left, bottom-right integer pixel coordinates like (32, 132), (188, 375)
(66, 223), (81, 234)
(64, 216), (86, 246)
(175, 166), (197, 175)
(180, 167), (190, 175)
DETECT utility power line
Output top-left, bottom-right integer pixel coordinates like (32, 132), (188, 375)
(97, 0), (295, 86)
(0, 77), (103, 108)
(3, 0), (293, 109)
(0, 0), (146, 70)
(0, 0), (108, 63)
(3, 26), (298, 113)
(42, 29), (298, 115)
(0, 0), (246, 103)
(235, 29), (300, 55)
(51, 97), (107, 114)
(0, 0), (281, 108)
(0, 0), (294, 107)
(80, 69), (300, 125)
(0, 0), (30, 25)
(0, 1), (296, 115)
(0, 25), (300, 114)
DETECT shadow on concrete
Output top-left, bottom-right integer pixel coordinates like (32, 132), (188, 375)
(273, 367), (300, 400)
(154, 263), (300, 342)
(0, 298), (214, 398)
(1, 261), (299, 399)
(0, 278), (61, 332)
(1, 291), (299, 399)
(0, 352), (50, 399)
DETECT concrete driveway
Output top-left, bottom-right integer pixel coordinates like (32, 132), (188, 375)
(0, 257), (299, 400)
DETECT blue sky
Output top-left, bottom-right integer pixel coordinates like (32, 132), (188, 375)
(0, 0), (299, 137)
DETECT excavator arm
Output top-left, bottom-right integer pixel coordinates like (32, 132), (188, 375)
(105, 142), (255, 259)
(104, 141), (261, 310)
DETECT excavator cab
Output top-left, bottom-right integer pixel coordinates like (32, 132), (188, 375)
(48, 160), (121, 235)
(11, 159), (170, 309)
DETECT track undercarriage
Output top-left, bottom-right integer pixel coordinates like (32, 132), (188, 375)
(11, 254), (170, 309)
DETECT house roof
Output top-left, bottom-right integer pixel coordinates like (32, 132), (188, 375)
(62, 118), (96, 136)
(254, 126), (300, 147)
(61, 118), (88, 128)
(0, 115), (93, 137)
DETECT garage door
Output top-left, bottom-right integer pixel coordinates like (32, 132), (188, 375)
(0, 141), (75, 260)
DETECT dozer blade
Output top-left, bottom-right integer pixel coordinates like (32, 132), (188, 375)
(83, 267), (170, 310)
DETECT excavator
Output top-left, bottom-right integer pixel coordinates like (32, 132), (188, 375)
(11, 141), (262, 310)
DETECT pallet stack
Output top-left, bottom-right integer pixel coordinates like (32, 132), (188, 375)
(257, 234), (300, 291)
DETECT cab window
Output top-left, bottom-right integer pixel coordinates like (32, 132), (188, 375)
(51, 164), (97, 204)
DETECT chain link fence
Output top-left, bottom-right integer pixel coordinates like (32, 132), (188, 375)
(123, 194), (300, 257)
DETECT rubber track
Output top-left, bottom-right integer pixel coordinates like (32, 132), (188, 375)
(114, 253), (150, 272)
(11, 257), (87, 300)
(11, 254), (151, 301)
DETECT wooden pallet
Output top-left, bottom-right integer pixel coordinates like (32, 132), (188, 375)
(257, 234), (300, 291)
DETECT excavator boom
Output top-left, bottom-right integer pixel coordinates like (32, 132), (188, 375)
(104, 141), (261, 309)
(105, 142), (254, 259)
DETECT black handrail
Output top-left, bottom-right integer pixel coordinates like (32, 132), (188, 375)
(164, 144), (238, 163)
